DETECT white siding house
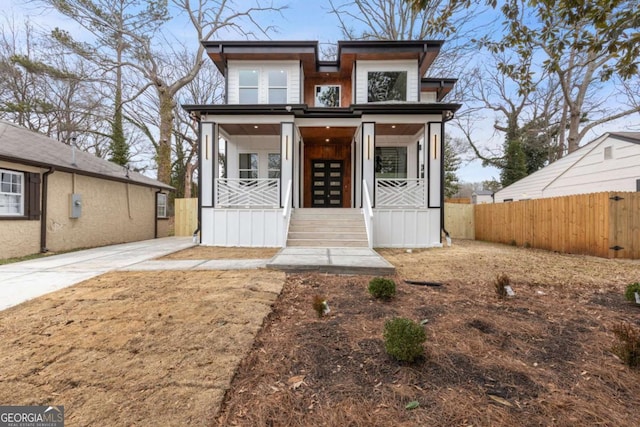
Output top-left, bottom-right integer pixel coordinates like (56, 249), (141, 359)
(184, 40), (460, 248)
(494, 132), (640, 202)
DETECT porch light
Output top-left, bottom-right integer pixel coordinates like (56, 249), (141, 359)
(254, 125), (259, 129)
(205, 135), (209, 160)
(367, 135), (371, 160)
(325, 138), (330, 142)
(285, 135), (289, 160)
(433, 134), (438, 159)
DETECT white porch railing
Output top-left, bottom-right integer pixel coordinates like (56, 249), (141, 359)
(282, 180), (292, 248)
(362, 180), (374, 249)
(216, 178), (280, 207)
(375, 179), (425, 207)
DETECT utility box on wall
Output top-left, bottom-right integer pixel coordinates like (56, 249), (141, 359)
(70, 193), (82, 218)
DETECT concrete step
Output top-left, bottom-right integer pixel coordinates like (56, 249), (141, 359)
(286, 239), (369, 247)
(286, 208), (369, 248)
(288, 225), (365, 232)
(288, 231), (367, 240)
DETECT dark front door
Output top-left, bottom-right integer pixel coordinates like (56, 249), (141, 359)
(311, 160), (343, 207)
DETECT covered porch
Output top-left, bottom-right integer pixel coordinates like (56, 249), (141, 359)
(196, 105), (450, 248)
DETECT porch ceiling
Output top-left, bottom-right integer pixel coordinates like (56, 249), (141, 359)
(220, 123), (281, 135)
(376, 123), (423, 136)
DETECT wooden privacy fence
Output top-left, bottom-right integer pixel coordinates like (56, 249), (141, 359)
(445, 203), (475, 239)
(475, 192), (640, 259)
(174, 198), (198, 236)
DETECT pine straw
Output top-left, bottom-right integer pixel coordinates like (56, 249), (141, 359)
(217, 240), (640, 426)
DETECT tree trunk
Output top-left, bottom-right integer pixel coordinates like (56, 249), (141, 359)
(184, 162), (193, 198)
(157, 86), (174, 184)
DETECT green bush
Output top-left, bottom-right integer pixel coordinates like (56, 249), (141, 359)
(611, 322), (640, 368)
(624, 282), (640, 303)
(383, 317), (426, 362)
(368, 277), (396, 299)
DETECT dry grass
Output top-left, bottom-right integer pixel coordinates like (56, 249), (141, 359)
(159, 246), (280, 260)
(0, 270), (284, 426)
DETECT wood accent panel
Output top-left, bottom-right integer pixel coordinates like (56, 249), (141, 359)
(303, 140), (352, 208)
(304, 75), (352, 107)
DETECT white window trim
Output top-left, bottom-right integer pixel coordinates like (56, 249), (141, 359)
(239, 152), (259, 179)
(314, 85), (341, 107)
(157, 193), (168, 218)
(237, 67), (289, 104)
(0, 168), (24, 216)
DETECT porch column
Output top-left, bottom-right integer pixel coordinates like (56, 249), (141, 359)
(427, 122), (442, 208)
(280, 122), (295, 208)
(362, 122), (375, 206)
(201, 122), (217, 207)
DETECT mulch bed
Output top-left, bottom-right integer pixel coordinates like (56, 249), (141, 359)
(216, 241), (640, 426)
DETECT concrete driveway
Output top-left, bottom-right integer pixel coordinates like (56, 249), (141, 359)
(0, 237), (195, 311)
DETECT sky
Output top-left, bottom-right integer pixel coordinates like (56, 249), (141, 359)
(4, 0), (638, 185)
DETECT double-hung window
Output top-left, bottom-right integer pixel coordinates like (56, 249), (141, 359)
(268, 153), (281, 179)
(0, 169), (24, 216)
(239, 69), (259, 104)
(268, 70), (287, 103)
(239, 153), (259, 179)
(157, 193), (168, 218)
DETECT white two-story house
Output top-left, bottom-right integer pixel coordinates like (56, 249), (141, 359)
(183, 40), (460, 248)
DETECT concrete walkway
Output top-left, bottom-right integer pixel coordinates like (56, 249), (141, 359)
(0, 237), (196, 311)
(266, 247), (396, 276)
(1, 238), (396, 312)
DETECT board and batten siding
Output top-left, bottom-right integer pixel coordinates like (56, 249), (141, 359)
(201, 207), (284, 247)
(226, 60), (301, 104)
(495, 134), (640, 202)
(355, 60), (419, 104)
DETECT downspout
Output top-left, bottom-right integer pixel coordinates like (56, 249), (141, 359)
(154, 189), (160, 239)
(40, 167), (55, 253)
(441, 111), (455, 247)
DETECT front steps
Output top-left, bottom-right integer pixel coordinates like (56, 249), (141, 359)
(286, 208), (369, 248)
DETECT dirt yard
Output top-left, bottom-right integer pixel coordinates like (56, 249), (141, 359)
(0, 269), (284, 426)
(1, 240), (639, 426)
(217, 240), (640, 426)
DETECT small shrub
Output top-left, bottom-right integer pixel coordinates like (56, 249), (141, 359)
(312, 295), (328, 318)
(611, 322), (640, 368)
(383, 317), (426, 362)
(494, 273), (510, 299)
(368, 277), (396, 299)
(624, 282), (640, 303)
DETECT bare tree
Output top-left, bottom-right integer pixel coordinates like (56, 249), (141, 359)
(0, 16), (110, 155)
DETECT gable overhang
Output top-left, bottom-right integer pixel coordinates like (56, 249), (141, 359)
(337, 40), (444, 77)
(202, 39), (445, 78)
(203, 40), (318, 75)
(421, 78), (458, 101)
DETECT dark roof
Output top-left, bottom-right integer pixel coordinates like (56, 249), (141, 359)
(204, 39), (445, 79)
(182, 102), (462, 118)
(0, 120), (172, 190)
(609, 132), (640, 144)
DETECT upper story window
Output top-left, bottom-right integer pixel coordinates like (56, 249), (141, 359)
(368, 71), (407, 102)
(268, 70), (287, 103)
(239, 69), (259, 103)
(315, 85), (340, 107)
(0, 169), (24, 216)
